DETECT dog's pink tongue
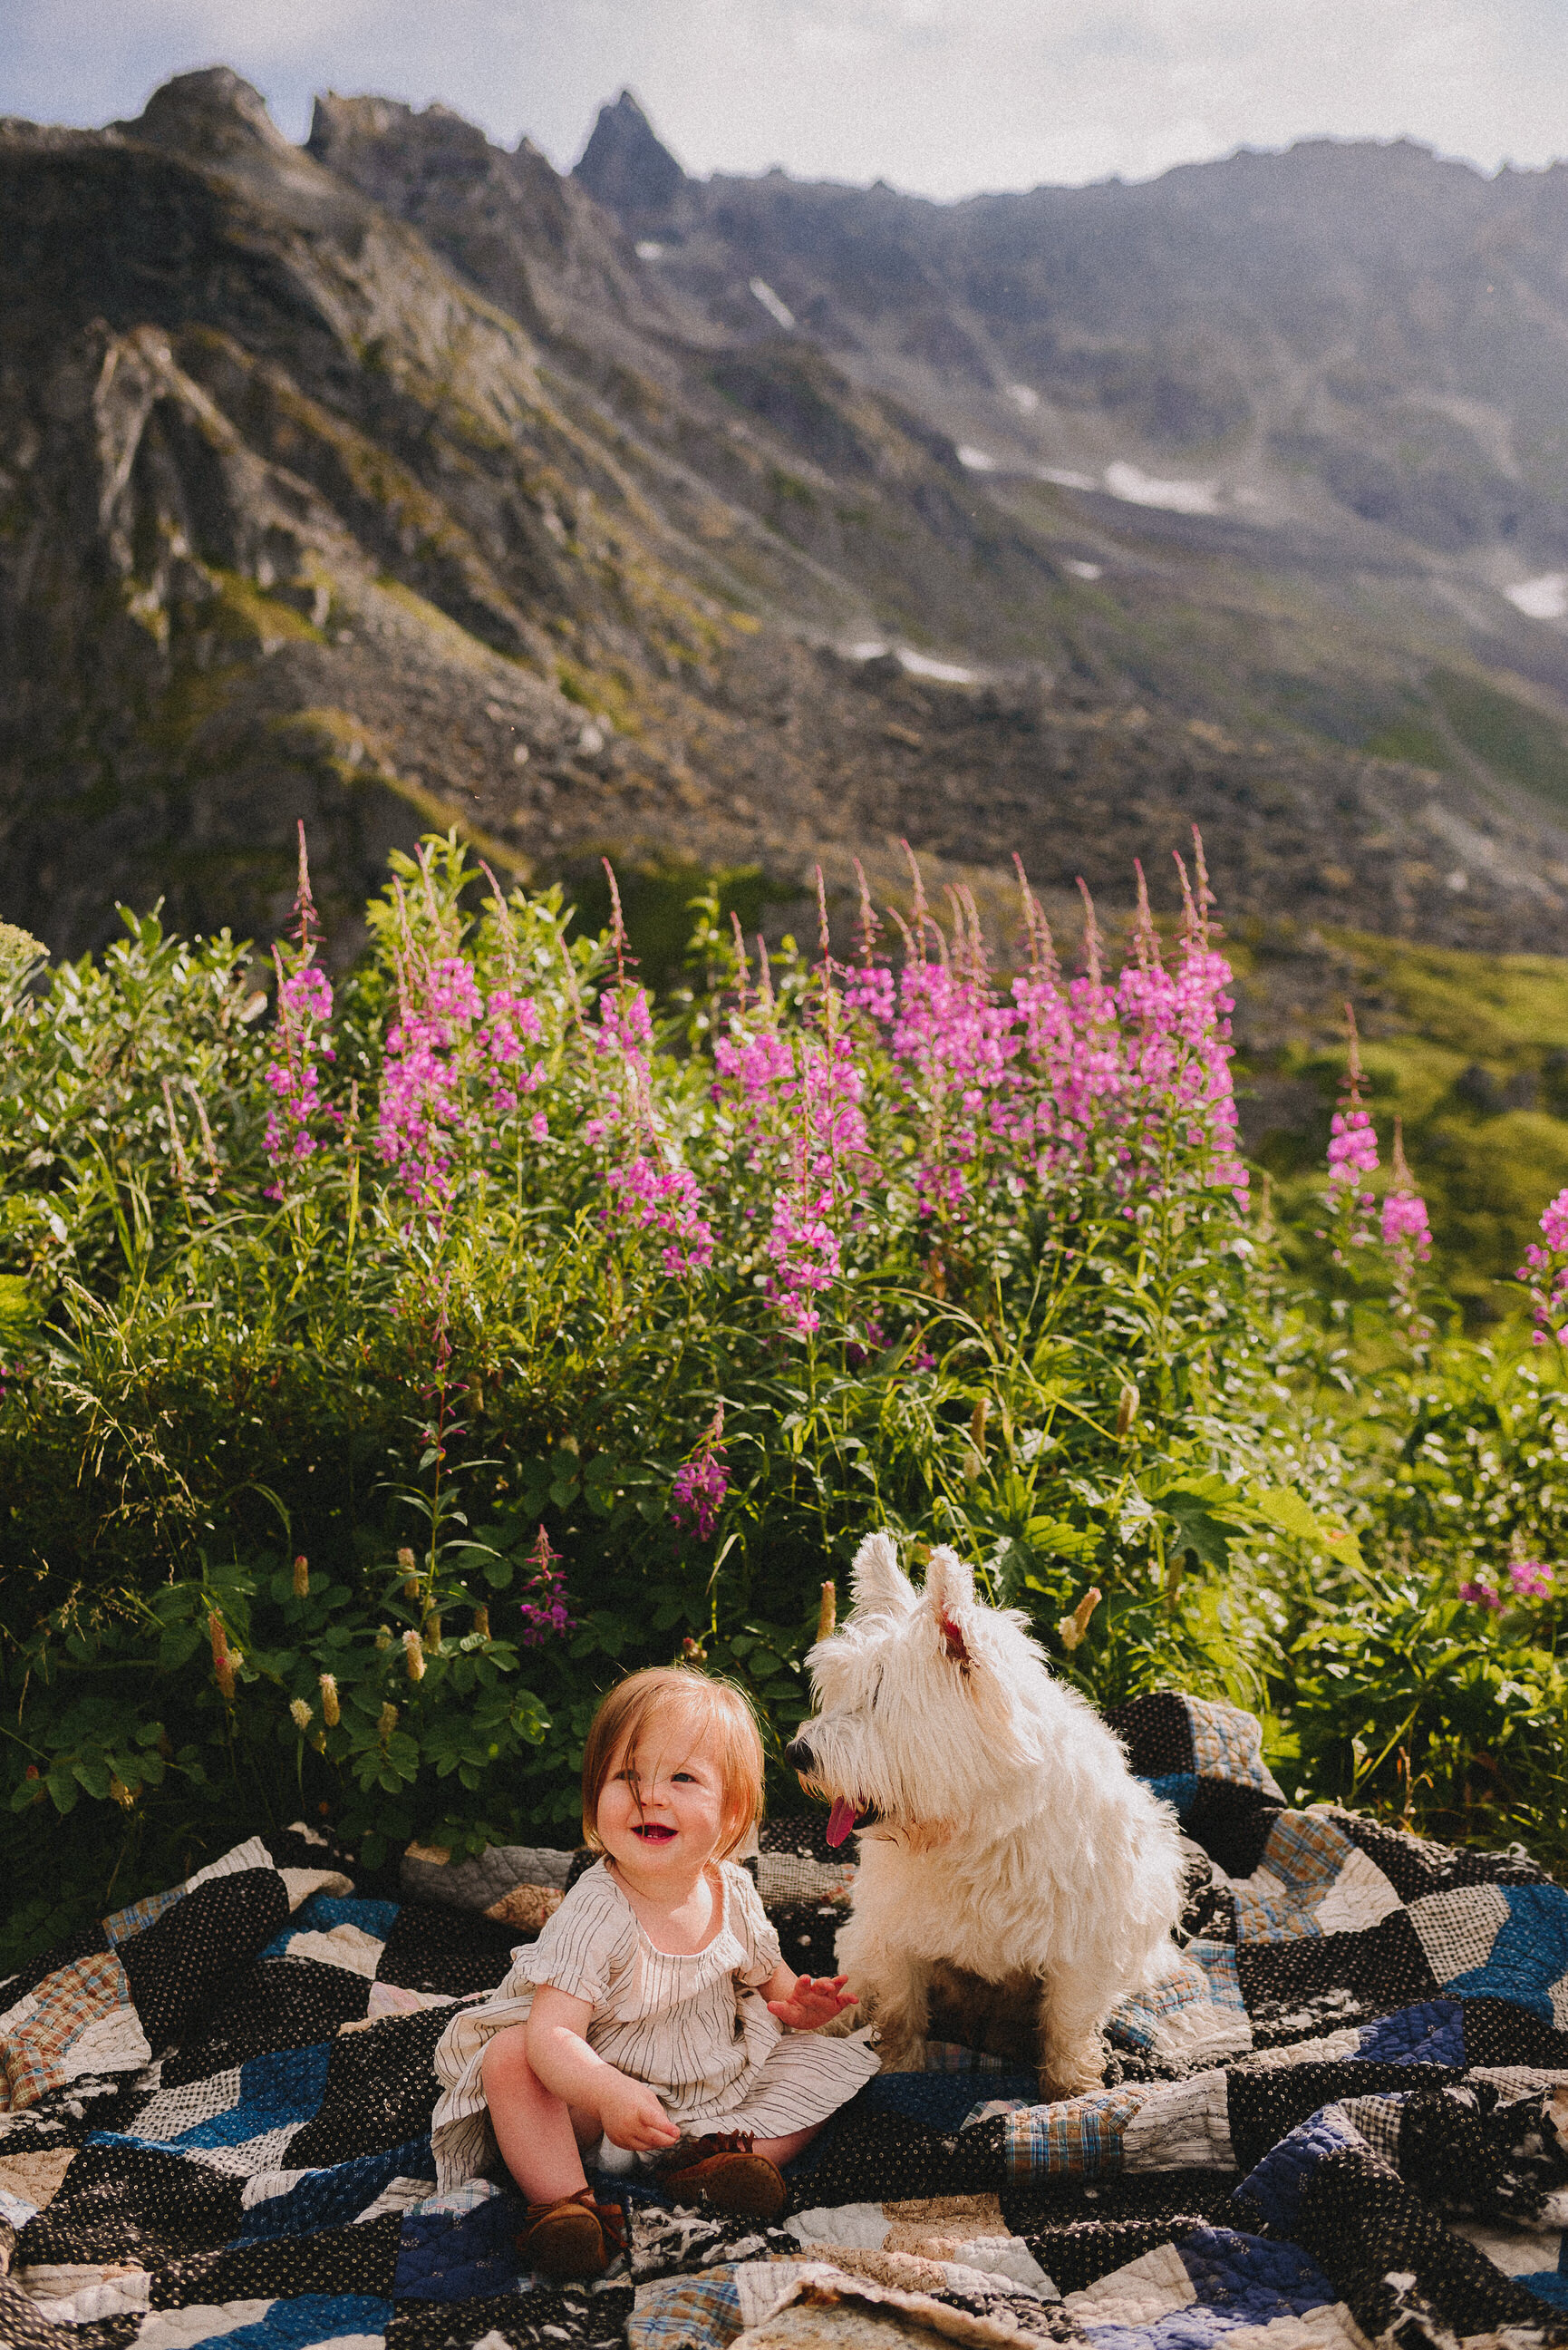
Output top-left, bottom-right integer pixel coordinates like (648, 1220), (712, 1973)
(826, 1796), (859, 1849)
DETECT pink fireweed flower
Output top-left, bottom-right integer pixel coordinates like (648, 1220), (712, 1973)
(1380, 1190), (1431, 1255)
(518, 1525), (576, 1646)
(671, 1407), (730, 1540)
(1327, 1107), (1379, 1191)
(1509, 1559), (1553, 1599)
(605, 1154), (714, 1277)
(1322, 1003), (1379, 1260)
(1520, 1186), (1568, 1344)
(1326, 1005), (1377, 1192)
(1459, 1579), (1504, 1612)
(764, 1171), (840, 1336)
(376, 892), (546, 1208)
(263, 828), (336, 1198)
(1379, 1118), (1431, 1337)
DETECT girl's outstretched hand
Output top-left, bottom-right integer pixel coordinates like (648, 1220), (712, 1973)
(767, 1973), (857, 2031)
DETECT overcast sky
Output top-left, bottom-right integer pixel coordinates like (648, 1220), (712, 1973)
(5, 0), (1567, 198)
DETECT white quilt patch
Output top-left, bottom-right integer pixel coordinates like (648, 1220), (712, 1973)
(1313, 1849), (1405, 1936)
(1063, 2240), (1196, 2325)
(1121, 2070), (1235, 2170)
(1406, 1885), (1511, 1986)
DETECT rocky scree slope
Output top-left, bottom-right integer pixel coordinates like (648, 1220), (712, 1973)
(6, 72), (1568, 971)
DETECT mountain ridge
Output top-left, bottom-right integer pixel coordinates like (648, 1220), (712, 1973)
(6, 70), (1568, 975)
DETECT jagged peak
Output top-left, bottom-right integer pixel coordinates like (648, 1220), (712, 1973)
(114, 67), (295, 161)
(573, 88), (683, 218)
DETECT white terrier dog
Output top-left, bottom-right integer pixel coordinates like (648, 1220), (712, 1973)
(785, 1532), (1186, 2096)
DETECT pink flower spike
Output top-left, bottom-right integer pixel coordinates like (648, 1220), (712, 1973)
(1508, 1559), (1553, 1599)
(1458, 1579), (1504, 1612)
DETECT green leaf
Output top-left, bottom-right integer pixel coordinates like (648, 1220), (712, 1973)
(1156, 1477), (1252, 1571)
(1253, 1487), (1366, 1574)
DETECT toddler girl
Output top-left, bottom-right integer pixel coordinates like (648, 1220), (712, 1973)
(431, 1665), (879, 2278)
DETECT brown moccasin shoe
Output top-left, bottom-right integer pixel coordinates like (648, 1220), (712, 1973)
(659, 2131), (787, 2220)
(517, 2186), (625, 2279)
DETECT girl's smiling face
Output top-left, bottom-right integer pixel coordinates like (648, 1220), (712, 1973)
(595, 1707), (736, 1882)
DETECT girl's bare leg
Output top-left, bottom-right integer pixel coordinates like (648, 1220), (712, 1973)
(482, 2025), (602, 2203)
(750, 2123), (821, 2168)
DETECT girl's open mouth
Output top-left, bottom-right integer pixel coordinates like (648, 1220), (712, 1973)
(633, 1822), (676, 1841)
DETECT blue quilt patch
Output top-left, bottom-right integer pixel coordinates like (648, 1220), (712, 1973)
(197, 2294), (394, 2349)
(1444, 1884), (1568, 2023)
(237, 2133), (434, 2241)
(1356, 2000), (1465, 2067)
(1180, 2227), (1337, 2322)
(261, 1893), (402, 1959)
(1144, 1772), (1200, 1820)
(1236, 2106), (1366, 2232)
(396, 2182), (528, 2298)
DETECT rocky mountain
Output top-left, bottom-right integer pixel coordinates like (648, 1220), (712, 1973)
(8, 69), (1568, 973)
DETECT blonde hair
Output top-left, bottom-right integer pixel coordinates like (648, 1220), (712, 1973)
(581, 1665), (764, 1860)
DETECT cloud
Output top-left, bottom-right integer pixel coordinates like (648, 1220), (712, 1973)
(4, 0), (1565, 196)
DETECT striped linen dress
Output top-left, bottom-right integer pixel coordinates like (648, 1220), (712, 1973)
(430, 1858), (880, 2190)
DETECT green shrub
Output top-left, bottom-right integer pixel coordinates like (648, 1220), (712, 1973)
(2, 833), (1566, 1964)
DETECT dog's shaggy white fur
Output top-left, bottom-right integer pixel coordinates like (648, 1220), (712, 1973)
(787, 1532), (1186, 2095)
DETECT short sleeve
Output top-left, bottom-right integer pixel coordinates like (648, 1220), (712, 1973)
(727, 1863), (783, 1986)
(513, 1868), (634, 2008)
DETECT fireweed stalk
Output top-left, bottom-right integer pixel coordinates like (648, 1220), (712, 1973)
(377, 852), (547, 1211)
(594, 865), (716, 1277)
(263, 824), (337, 1199)
(1520, 1187), (1568, 1347)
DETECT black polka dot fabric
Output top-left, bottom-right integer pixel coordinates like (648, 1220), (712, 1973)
(1184, 1778), (1282, 1879)
(789, 2109), (957, 2209)
(385, 2285), (634, 2350)
(1297, 2146), (1563, 2345)
(152, 2213), (404, 2306)
(1335, 1809), (1549, 1899)
(15, 2143), (246, 2266)
(1462, 1994), (1568, 2068)
(763, 1899), (844, 1979)
(120, 1869), (289, 2051)
(281, 2006), (450, 2169)
(160, 1955), (371, 2085)
(1104, 1692), (1195, 1778)
(1236, 1908), (1439, 2045)
(760, 1812), (844, 1867)
(376, 1901), (521, 1996)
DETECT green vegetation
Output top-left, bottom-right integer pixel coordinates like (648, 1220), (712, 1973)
(1240, 928), (1568, 1320)
(5, 840), (1568, 1975)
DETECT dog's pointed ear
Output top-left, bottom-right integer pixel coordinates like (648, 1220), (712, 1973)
(924, 1547), (977, 1664)
(849, 1530), (916, 1619)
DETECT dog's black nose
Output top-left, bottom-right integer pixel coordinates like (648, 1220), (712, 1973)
(784, 1734), (815, 1773)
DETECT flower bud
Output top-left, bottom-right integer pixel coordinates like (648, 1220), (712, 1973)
(293, 1554), (310, 1598)
(318, 1671), (341, 1726)
(378, 1700), (399, 1741)
(109, 1776), (133, 1809)
(398, 1545), (420, 1599)
(403, 1627), (425, 1682)
(209, 1612), (236, 1703)
(472, 1604), (490, 1641)
(1115, 1383), (1139, 1439)
(290, 1697), (313, 1732)
(1058, 1586), (1102, 1652)
(423, 1614), (441, 1654)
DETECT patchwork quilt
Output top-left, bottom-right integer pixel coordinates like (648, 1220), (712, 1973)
(7, 1693), (1568, 2350)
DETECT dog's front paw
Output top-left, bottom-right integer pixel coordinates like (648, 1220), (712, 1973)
(1038, 2040), (1108, 2101)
